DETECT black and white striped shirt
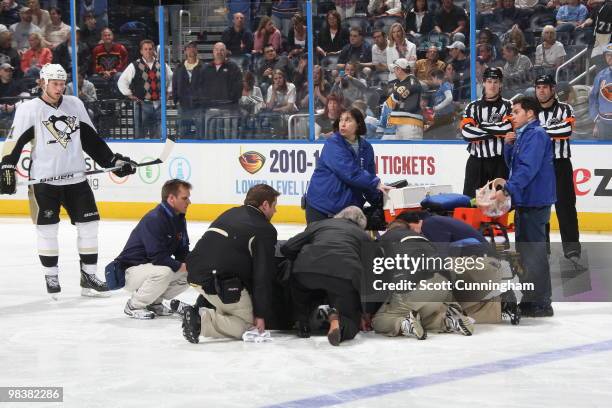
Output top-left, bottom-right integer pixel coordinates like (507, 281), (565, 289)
(538, 100), (574, 159)
(461, 97), (513, 158)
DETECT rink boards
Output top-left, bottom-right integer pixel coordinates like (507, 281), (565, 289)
(1, 141), (611, 230)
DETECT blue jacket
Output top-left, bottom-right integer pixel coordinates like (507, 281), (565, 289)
(589, 66), (612, 122)
(306, 133), (381, 215)
(117, 203), (190, 271)
(503, 120), (556, 207)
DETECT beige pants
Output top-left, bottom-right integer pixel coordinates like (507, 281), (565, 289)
(452, 257), (503, 324)
(372, 274), (456, 336)
(124, 263), (188, 308)
(194, 287), (254, 339)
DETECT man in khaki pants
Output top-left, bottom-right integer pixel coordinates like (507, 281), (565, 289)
(116, 179), (192, 319)
(182, 184), (280, 343)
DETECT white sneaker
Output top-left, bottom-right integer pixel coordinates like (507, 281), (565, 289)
(124, 300), (155, 319)
(443, 304), (474, 336)
(146, 302), (174, 316)
(400, 311), (427, 340)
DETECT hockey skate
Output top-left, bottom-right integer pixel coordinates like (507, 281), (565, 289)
(400, 311), (427, 340)
(124, 300), (155, 319)
(45, 275), (61, 300)
(443, 304), (474, 336)
(182, 305), (201, 344)
(80, 270), (111, 298)
(501, 290), (521, 325)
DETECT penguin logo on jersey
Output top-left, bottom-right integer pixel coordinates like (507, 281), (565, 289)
(547, 117), (561, 126)
(43, 115), (79, 148)
(489, 113), (503, 123)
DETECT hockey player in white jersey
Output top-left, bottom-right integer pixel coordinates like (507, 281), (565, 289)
(0, 64), (137, 298)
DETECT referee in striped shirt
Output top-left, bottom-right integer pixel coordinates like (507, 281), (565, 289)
(535, 74), (581, 262)
(460, 67), (513, 197)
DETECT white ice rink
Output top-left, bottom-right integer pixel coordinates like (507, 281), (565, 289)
(1, 217), (612, 408)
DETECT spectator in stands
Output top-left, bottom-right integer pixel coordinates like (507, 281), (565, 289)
(475, 56), (487, 98)
(433, 0), (467, 35)
(173, 41), (205, 139)
(556, 0), (589, 33)
(477, 43), (499, 66)
(253, 16), (282, 54)
(271, 0), (300, 37)
(118, 39), (173, 139)
(53, 29), (90, 75)
(579, 0), (611, 62)
(27, 0), (49, 32)
(10, 7), (41, 53)
(297, 63), (330, 110)
(478, 28), (500, 59)
(406, 0), (434, 38)
(493, 0), (530, 32)
(43, 7), (69, 49)
(66, 71), (97, 119)
(315, 9), (349, 57)
(501, 43), (533, 90)
(502, 24), (528, 54)
(315, 93), (343, 138)
(477, 0), (497, 29)
(226, 0), (258, 30)
(425, 68), (455, 139)
(337, 27), (372, 70)
(20, 31), (51, 77)
(334, 0), (358, 19)
(222, 12), (254, 57)
(414, 45), (446, 88)
(258, 45), (292, 91)
(589, 43), (612, 139)
(0, 62), (21, 120)
(331, 60), (367, 107)
(200, 42), (243, 138)
(368, 0), (403, 17)
(265, 69), (298, 113)
(368, 29), (389, 81)
(446, 40), (468, 76)
(0, 31), (20, 75)
(80, 12), (100, 51)
(239, 70), (264, 115)
(0, 0), (19, 27)
(286, 12), (307, 59)
(386, 23), (417, 81)
(91, 28), (128, 80)
(535, 25), (566, 73)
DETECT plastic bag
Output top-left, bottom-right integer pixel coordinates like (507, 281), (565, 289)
(475, 179), (511, 217)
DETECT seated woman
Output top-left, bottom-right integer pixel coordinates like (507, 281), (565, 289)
(20, 32), (52, 78)
(405, 0), (434, 38)
(315, 93), (344, 138)
(315, 9), (350, 57)
(304, 107), (391, 223)
(286, 13), (307, 59)
(371, 217), (476, 339)
(280, 206), (372, 346)
(535, 25), (566, 74)
(265, 69), (298, 113)
(253, 16), (282, 54)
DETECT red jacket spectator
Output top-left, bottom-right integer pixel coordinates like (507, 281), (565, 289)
(20, 32), (51, 74)
(91, 28), (128, 77)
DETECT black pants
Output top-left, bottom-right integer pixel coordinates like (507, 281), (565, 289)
(546, 158), (581, 258)
(305, 202), (332, 224)
(463, 155), (509, 198)
(290, 273), (361, 342)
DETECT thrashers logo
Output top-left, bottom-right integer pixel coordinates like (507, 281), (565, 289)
(600, 80), (612, 103)
(43, 115), (79, 148)
(238, 148), (265, 174)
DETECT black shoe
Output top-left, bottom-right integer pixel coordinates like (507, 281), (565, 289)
(501, 290), (521, 325)
(182, 306), (201, 344)
(519, 302), (534, 317)
(194, 294), (216, 310)
(531, 303), (554, 317)
(297, 321), (311, 338)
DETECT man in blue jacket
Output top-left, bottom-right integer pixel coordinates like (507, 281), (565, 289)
(495, 96), (556, 318)
(117, 179), (192, 319)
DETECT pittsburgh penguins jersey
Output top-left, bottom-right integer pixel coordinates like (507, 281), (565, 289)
(461, 96), (513, 158)
(381, 75), (423, 127)
(538, 100), (575, 159)
(1, 96), (114, 186)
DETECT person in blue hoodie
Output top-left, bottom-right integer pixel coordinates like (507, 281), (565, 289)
(589, 42), (612, 140)
(304, 107), (391, 223)
(495, 96), (556, 318)
(117, 179), (191, 320)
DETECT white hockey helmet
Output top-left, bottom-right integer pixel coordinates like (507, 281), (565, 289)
(40, 64), (67, 83)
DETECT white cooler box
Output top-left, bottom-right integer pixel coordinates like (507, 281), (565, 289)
(383, 185), (453, 222)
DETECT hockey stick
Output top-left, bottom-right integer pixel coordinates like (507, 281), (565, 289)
(18, 132), (177, 186)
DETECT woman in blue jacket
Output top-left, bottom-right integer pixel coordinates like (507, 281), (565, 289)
(305, 107), (391, 223)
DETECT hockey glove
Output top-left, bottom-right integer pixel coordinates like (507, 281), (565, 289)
(0, 159), (16, 195)
(110, 153), (137, 178)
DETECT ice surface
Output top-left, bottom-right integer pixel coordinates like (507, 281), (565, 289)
(1, 217), (611, 408)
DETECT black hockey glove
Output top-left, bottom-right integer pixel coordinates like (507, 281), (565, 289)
(110, 153), (137, 178)
(0, 158), (16, 195)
